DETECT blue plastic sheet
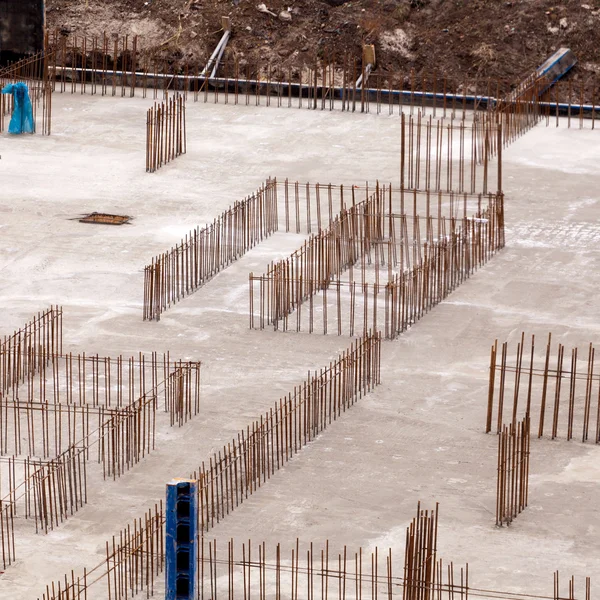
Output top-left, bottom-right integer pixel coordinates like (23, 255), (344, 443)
(1, 82), (35, 134)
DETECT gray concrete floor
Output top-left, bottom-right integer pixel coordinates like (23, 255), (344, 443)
(0, 92), (598, 598)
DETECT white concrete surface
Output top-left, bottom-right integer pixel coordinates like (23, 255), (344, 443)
(0, 92), (598, 598)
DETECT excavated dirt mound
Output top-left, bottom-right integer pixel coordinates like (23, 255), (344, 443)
(46, 0), (600, 95)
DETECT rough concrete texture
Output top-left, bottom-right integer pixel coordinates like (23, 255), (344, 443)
(0, 93), (599, 598)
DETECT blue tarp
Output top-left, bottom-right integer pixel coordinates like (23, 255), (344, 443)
(1, 82), (35, 134)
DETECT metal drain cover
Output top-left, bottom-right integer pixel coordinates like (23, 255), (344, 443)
(79, 213), (131, 225)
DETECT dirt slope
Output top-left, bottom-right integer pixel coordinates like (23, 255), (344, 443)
(45, 0), (600, 89)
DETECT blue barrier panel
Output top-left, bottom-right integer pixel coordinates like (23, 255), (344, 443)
(166, 479), (198, 600)
(536, 48), (577, 94)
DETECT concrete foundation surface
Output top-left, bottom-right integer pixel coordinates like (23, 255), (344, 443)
(0, 92), (599, 598)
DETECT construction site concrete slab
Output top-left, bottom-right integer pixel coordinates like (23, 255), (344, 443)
(0, 93), (598, 598)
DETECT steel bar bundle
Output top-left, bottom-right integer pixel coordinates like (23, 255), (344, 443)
(0, 401), (95, 458)
(165, 361), (202, 427)
(41, 507), (598, 600)
(143, 179), (278, 321)
(0, 497), (15, 570)
(0, 89), (8, 132)
(145, 93), (186, 173)
(278, 179), (370, 235)
(196, 537), (467, 600)
(250, 184), (387, 332)
(42, 30), (511, 111)
(37, 333), (378, 591)
(40, 82), (53, 135)
(2, 29), (597, 141)
(0, 446), (87, 540)
(98, 394), (157, 480)
(95, 358), (199, 479)
(0, 352), (198, 568)
(1, 456), (38, 522)
(45, 31), (142, 97)
(191, 331), (381, 532)
(250, 186), (504, 337)
(0, 306), (63, 396)
(1, 455), (53, 521)
(554, 572), (591, 600)
(0, 81), (13, 133)
(486, 333), (600, 442)
(0, 317), (201, 574)
(1, 355), (199, 465)
(404, 502), (439, 600)
(3, 351), (189, 409)
(33, 512), (594, 600)
(102, 502), (165, 600)
(0, 359), (198, 571)
(492, 72), (553, 147)
(0, 394), (154, 483)
(0, 357), (200, 461)
(31, 444), (88, 534)
(1, 350), (161, 423)
(496, 86), (542, 146)
(144, 179), (501, 325)
(383, 216), (500, 339)
(399, 114), (503, 195)
(495, 415), (530, 527)
(5, 350), (155, 409)
(39, 30), (600, 129)
(37, 502), (164, 600)
(276, 180), (497, 235)
(37, 515), (471, 600)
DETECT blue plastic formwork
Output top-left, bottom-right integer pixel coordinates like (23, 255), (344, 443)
(166, 479), (198, 600)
